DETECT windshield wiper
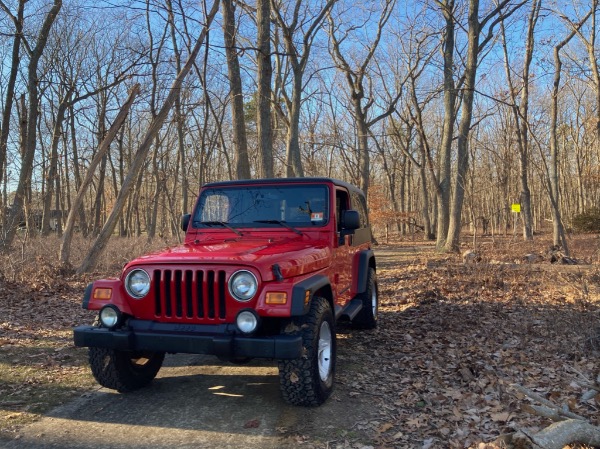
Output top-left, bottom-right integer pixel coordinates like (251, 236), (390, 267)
(253, 220), (303, 235)
(195, 220), (242, 236)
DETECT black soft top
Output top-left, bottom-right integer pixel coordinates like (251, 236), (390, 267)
(203, 177), (365, 198)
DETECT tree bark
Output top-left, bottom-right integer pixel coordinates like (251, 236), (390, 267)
(77, 0), (219, 274)
(516, 420), (600, 449)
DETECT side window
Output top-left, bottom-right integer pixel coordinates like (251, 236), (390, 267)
(335, 189), (349, 232)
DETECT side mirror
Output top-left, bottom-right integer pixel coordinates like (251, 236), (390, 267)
(341, 210), (360, 230)
(181, 213), (191, 232)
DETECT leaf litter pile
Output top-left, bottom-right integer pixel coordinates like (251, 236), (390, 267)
(332, 236), (600, 448)
(0, 235), (599, 448)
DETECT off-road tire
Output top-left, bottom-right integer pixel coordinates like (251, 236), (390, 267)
(352, 267), (378, 329)
(89, 347), (165, 393)
(278, 296), (336, 406)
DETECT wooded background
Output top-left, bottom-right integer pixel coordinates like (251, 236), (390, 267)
(0, 0), (598, 270)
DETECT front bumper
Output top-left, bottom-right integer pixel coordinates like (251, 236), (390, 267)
(73, 319), (303, 359)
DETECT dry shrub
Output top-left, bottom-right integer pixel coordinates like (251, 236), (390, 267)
(0, 233), (179, 289)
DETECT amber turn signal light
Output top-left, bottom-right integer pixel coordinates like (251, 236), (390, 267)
(93, 288), (112, 300)
(265, 292), (287, 304)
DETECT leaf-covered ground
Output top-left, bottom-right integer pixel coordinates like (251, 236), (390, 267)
(0, 234), (599, 448)
(333, 236), (600, 448)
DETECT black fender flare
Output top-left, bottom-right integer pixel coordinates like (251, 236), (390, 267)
(290, 274), (331, 316)
(355, 250), (376, 295)
(81, 283), (93, 309)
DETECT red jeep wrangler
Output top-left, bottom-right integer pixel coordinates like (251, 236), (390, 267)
(74, 178), (378, 406)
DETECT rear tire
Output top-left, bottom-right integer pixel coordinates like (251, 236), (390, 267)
(278, 296), (336, 406)
(353, 267), (378, 329)
(89, 347), (165, 392)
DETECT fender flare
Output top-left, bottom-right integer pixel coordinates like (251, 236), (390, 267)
(81, 283), (93, 309)
(355, 249), (376, 295)
(290, 274), (331, 316)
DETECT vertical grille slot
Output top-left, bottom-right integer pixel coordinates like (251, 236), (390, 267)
(218, 271), (226, 319)
(184, 270), (193, 318)
(164, 270), (173, 317)
(196, 270), (204, 318)
(207, 271), (215, 318)
(153, 270), (162, 316)
(153, 268), (227, 321)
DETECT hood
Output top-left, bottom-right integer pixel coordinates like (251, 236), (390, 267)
(127, 235), (331, 281)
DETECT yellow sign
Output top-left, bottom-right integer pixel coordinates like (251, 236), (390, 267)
(511, 203), (521, 213)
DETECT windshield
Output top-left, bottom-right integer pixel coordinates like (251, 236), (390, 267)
(193, 184), (329, 229)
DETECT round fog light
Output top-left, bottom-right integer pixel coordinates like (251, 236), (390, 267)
(236, 310), (259, 334)
(99, 306), (121, 329)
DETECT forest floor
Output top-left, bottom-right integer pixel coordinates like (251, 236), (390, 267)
(0, 233), (599, 448)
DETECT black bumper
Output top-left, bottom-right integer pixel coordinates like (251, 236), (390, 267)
(73, 320), (303, 359)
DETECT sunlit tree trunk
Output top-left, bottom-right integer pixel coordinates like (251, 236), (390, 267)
(222, 0), (251, 179)
(256, 0), (274, 178)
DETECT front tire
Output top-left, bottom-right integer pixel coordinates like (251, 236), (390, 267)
(89, 347), (165, 392)
(353, 267), (378, 329)
(278, 296), (336, 406)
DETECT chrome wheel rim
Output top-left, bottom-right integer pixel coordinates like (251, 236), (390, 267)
(318, 321), (332, 381)
(371, 284), (378, 317)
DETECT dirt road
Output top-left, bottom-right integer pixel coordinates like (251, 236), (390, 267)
(0, 346), (380, 449)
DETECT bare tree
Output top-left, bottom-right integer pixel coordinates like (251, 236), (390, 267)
(444, 0), (525, 251)
(272, 0), (337, 178)
(77, 0), (219, 274)
(0, 0), (24, 226)
(0, 0), (62, 251)
(60, 84), (140, 266)
(544, 10), (593, 253)
(327, 0), (399, 198)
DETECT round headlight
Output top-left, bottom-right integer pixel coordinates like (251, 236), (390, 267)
(99, 305), (121, 329)
(236, 310), (259, 334)
(229, 270), (258, 302)
(125, 269), (150, 298)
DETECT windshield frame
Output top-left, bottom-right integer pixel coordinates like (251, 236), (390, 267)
(192, 184), (330, 230)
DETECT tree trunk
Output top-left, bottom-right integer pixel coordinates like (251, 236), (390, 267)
(445, 0), (480, 252)
(285, 71), (305, 177)
(77, 0), (219, 274)
(166, 0), (190, 209)
(69, 109), (88, 236)
(42, 95), (71, 235)
(0, 0), (24, 226)
(221, 0), (251, 180)
(256, 0), (274, 178)
(436, 0), (456, 250)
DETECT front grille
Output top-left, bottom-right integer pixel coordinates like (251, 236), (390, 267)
(153, 269), (227, 321)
